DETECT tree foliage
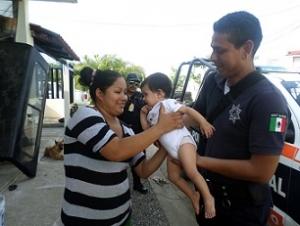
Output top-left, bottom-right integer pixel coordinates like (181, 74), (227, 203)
(169, 64), (203, 92)
(72, 54), (146, 91)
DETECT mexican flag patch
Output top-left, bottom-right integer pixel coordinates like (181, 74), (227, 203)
(269, 113), (287, 132)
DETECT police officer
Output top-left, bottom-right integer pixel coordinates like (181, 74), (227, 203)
(184, 11), (290, 225)
(118, 73), (148, 194)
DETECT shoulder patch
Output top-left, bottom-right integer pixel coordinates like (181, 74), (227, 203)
(269, 113), (287, 132)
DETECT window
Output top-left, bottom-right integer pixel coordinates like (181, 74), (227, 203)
(0, 0), (17, 41)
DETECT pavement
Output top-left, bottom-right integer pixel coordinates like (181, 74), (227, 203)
(0, 118), (198, 226)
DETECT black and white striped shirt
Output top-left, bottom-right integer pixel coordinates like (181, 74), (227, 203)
(61, 107), (145, 226)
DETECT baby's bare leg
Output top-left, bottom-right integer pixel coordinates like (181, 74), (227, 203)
(178, 143), (215, 218)
(167, 155), (200, 215)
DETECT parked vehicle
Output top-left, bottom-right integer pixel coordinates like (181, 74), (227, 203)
(172, 58), (300, 226)
(173, 91), (193, 104)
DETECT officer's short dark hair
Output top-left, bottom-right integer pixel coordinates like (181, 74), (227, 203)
(213, 11), (263, 57)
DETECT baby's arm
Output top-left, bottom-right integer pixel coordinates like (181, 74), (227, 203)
(140, 105), (151, 131)
(178, 105), (215, 138)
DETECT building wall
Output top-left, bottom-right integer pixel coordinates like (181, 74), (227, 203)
(44, 99), (64, 118)
(292, 56), (300, 71)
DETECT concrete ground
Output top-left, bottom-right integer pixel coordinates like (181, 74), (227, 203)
(0, 121), (198, 226)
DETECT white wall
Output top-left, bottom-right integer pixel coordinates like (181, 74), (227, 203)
(44, 98), (91, 119)
(44, 99), (64, 118)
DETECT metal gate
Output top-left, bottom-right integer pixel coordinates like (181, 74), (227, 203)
(47, 65), (74, 103)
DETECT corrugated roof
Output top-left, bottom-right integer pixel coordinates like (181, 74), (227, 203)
(30, 23), (80, 61)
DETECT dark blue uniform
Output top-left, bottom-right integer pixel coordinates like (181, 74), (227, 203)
(118, 91), (145, 134)
(193, 71), (290, 226)
(118, 91), (147, 192)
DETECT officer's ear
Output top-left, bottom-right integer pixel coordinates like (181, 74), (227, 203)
(243, 40), (254, 60)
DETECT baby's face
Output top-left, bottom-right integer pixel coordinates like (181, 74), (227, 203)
(141, 84), (161, 108)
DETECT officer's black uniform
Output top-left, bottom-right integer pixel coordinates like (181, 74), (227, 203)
(118, 91), (144, 135)
(118, 73), (148, 194)
(193, 71), (289, 226)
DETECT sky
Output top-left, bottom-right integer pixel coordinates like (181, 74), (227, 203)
(28, 0), (300, 75)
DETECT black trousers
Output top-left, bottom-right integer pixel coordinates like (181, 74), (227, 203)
(196, 189), (272, 226)
(131, 167), (141, 185)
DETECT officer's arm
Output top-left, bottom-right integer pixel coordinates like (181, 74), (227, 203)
(196, 154), (280, 184)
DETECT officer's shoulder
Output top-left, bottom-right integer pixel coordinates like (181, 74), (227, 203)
(204, 70), (218, 83)
(134, 92), (144, 98)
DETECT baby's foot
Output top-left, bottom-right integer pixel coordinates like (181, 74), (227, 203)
(192, 192), (200, 215)
(204, 195), (216, 219)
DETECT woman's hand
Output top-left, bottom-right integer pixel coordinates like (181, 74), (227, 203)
(156, 105), (183, 133)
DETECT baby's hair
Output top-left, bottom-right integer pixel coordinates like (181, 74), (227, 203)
(140, 72), (172, 98)
(79, 67), (122, 101)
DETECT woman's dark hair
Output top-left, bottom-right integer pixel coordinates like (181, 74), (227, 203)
(213, 11), (263, 57)
(140, 72), (172, 98)
(79, 67), (123, 101)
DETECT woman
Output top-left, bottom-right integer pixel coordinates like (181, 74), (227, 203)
(60, 67), (183, 226)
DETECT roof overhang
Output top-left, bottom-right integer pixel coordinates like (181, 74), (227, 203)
(30, 23), (80, 61)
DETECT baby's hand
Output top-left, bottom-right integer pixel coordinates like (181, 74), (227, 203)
(141, 105), (151, 115)
(200, 122), (215, 138)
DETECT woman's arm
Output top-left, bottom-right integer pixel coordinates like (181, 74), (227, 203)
(134, 145), (168, 178)
(101, 105), (183, 161)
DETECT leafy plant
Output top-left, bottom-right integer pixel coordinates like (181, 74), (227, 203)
(73, 54), (146, 91)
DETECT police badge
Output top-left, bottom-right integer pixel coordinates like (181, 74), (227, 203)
(128, 103), (134, 112)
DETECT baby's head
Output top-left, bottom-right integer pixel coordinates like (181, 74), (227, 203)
(140, 72), (172, 107)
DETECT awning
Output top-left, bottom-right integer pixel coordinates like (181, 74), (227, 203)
(30, 23), (80, 61)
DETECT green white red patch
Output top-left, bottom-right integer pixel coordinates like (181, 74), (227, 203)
(269, 113), (287, 132)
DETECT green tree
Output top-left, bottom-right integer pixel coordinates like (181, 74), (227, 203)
(73, 54), (146, 91)
(169, 64), (203, 92)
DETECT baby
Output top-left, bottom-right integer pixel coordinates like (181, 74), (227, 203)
(140, 72), (215, 218)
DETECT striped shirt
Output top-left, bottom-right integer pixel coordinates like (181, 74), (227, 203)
(61, 107), (145, 226)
